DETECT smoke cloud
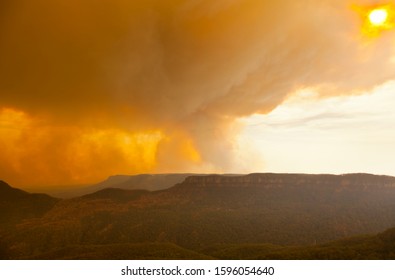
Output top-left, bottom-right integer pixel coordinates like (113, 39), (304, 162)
(0, 0), (394, 186)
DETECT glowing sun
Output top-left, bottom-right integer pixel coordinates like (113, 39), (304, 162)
(369, 8), (389, 26)
(355, 4), (395, 37)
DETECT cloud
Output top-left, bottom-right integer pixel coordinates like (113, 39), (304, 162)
(240, 80), (395, 176)
(0, 0), (394, 185)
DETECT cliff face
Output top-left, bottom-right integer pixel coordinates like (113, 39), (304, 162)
(80, 173), (204, 196)
(181, 173), (395, 189)
(3, 173), (395, 259)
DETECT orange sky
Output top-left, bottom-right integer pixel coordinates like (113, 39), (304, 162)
(1, 0), (395, 187)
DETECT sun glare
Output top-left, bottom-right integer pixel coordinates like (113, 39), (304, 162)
(354, 4), (395, 37)
(369, 8), (388, 26)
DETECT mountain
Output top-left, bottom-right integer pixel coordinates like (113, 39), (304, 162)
(36, 173), (205, 198)
(81, 188), (150, 202)
(83, 173), (202, 193)
(0, 180), (58, 225)
(0, 180), (29, 199)
(21, 173), (240, 199)
(2, 173), (395, 259)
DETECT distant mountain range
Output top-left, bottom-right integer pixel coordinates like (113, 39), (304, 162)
(1, 173), (395, 259)
(24, 173), (207, 198)
(83, 173), (203, 193)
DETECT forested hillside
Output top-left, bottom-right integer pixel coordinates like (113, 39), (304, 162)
(1, 173), (395, 259)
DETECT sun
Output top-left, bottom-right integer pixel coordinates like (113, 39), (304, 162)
(353, 4), (395, 37)
(369, 8), (389, 26)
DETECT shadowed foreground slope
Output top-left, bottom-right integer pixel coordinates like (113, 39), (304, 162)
(205, 226), (395, 259)
(0, 180), (58, 225)
(2, 173), (395, 259)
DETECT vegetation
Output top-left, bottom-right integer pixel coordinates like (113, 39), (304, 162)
(1, 173), (395, 259)
(205, 227), (395, 259)
(30, 243), (212, 260)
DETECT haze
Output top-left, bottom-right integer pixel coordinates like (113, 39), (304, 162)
(1, 0), (395, 187)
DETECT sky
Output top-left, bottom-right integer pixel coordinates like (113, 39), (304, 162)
(1, 0), (395, 187)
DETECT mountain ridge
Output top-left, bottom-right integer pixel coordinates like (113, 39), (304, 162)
(0, 181), (59, 226)
(14, 172), (395, 198)
(0, 180), (29, 199)
(182, 173), (395, 187)
(2, 173), (395, 259)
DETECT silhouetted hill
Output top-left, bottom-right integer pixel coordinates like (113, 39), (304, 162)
(2, 173), (395, 259)
(41, 174), (205, 198)
(0, 180), (29, 199)
(81, 188), (150, 202)
(21, 173), (240, 198)
(84, 173), (201, 193)
(0, 180), (59, 225)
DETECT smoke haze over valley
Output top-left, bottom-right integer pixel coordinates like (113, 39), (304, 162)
(1, 0), (395, 186)
(1, 0), (395, 260)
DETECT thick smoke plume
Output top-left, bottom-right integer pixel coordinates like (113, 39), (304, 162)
(0, 0), (394, 185)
